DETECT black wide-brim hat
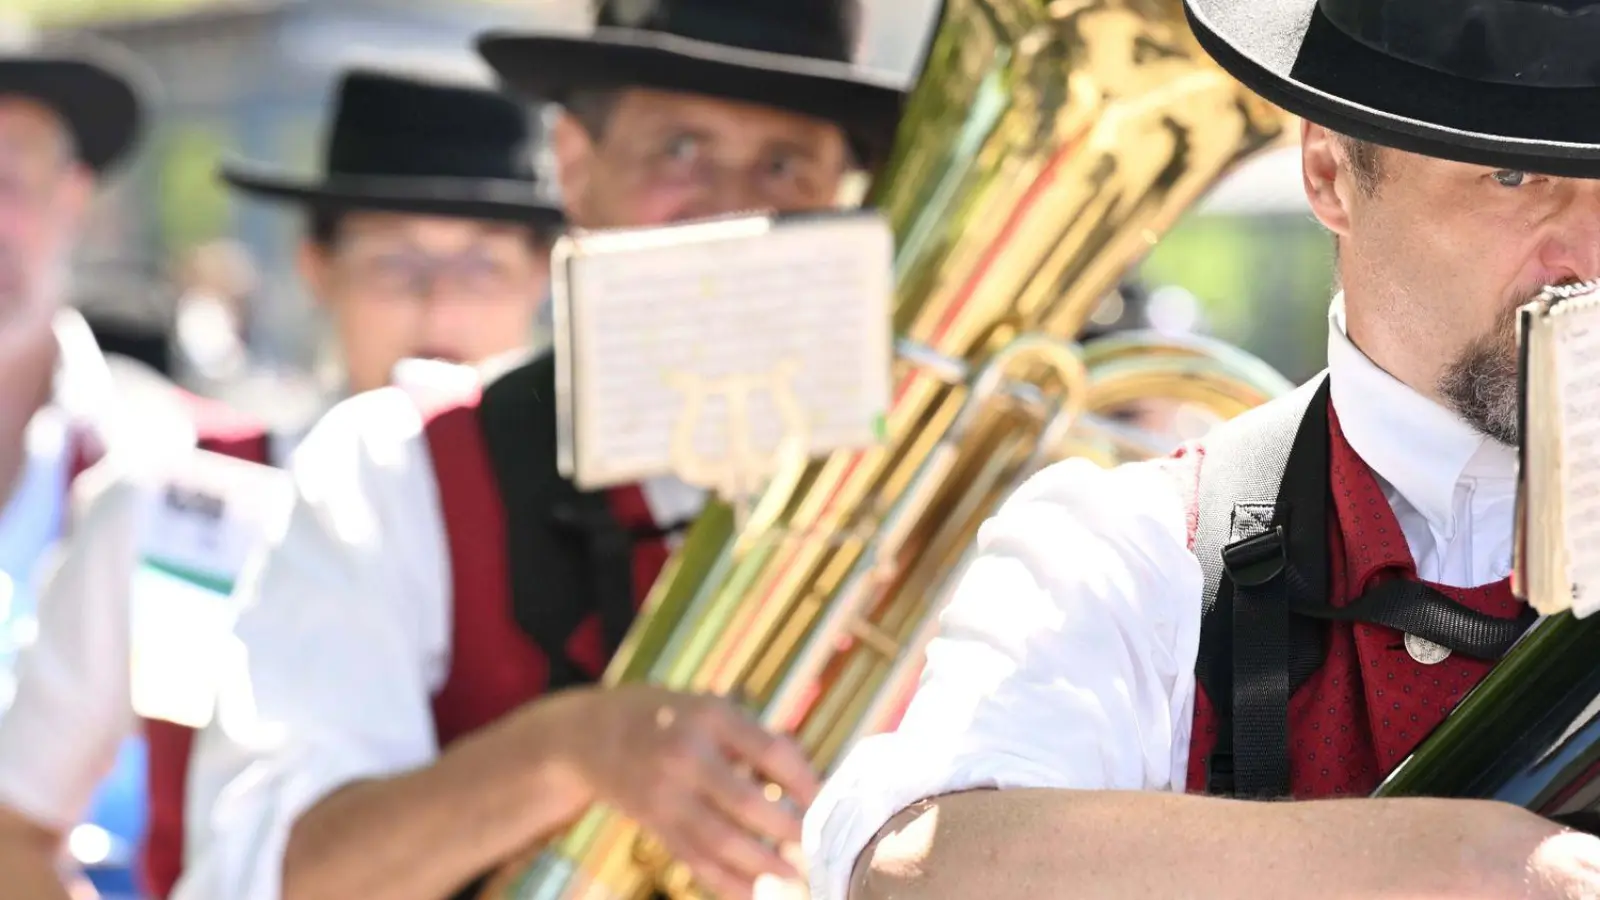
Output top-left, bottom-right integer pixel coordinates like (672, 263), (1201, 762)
(220, 68), (563, 229)
(1184, 0), (1600, 177)
(477, 0), (906, 169)
(0, 35), (146, 174)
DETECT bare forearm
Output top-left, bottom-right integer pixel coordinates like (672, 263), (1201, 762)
(0, 811), (70, 900)
(853, 790), (1555, 900)
(0, 850), (71, 900)
(282, 700), (593, 900)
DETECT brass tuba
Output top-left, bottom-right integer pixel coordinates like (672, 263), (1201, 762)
(484, 0), (1295, 896)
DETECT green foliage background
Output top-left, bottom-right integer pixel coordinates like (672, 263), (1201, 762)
(8, 0), (217, 26)
(7, 0), (520, 26)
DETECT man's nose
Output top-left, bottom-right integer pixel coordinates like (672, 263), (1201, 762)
(1542, 232), (1600, 283)
(1542, 191), (1600, 281)
(687, 168), (766, 219)
(419, 291), (477, 340)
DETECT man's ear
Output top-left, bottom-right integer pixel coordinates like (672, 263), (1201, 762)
(551, 110), (595, 224)
(1301, 121), (1353, 238)
(295, 238), (333, 307)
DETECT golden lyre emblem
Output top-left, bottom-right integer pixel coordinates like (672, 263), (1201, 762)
(665, 360), (810, 528)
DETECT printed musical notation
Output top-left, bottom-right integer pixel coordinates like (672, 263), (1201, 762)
(1555, 313), (1600, 615)
(562, 213), (894, 490)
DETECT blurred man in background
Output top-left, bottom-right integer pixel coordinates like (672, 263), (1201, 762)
(177, 2), (910, 899)
(0, 28), (298, 900)
(219, 66), (562, 404)
(134, 66), (563, 899)
(0, 28), (159, 900)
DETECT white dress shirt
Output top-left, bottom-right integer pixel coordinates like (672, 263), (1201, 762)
(174, 363), (707, 900)
(800, 297), (1521, 900)
(0, 311), (124, 831)
(0, 327), (294, 838)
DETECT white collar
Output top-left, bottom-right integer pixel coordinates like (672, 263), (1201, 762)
(476, 344), (537, 387)
(1326, 293), (1517, 540)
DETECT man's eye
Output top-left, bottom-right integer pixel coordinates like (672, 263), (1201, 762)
(1492, 170), (1530, 187)
(766, 155), (801, 178)
(664, 134), (700, 161)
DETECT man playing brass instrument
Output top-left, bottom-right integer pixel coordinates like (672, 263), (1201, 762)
(174, 2), (906, 900)
(809, 1), (1600, 898)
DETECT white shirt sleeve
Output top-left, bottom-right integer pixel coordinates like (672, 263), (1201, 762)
(0, 464), (142, 831)
(173, 388), (451, 900)
(801, 456), (1206, 900)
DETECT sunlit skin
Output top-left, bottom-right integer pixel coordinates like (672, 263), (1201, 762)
(0, 96), (92, 504)
(551, 87), (853, 229)
(1301, 121), (1600, 443)
(296, 212), (551, 395)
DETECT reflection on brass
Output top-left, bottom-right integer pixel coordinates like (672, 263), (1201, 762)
(481, 1), (1296, 897)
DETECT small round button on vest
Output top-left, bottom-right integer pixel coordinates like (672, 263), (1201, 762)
(1404, 632), (1452, 665)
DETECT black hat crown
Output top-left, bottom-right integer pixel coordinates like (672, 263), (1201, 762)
(1316, 0), (1600, 89)
(475, 0), (901, 170)
(220, 66), (562, 226)
(596, 0), (861, 63)
(1185, 0), (1600, 177)
(319, 69), (535, 183)
(0, 30), (147, 172)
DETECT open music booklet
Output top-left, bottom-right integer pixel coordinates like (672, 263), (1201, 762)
(549, 210), (894, 495)
(1515, 279), (1600, 618)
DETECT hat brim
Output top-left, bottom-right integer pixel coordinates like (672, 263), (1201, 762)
(0, 57), (142, 173)
(1183, 0), (1600, 177)
(476, 28), (905, 169)
(219, 158), (566, 229)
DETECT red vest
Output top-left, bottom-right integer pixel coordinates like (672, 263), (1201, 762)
(419, 392), (670, 748)
(136, 395), (274, 899)
(1183, 401), (1525, 797)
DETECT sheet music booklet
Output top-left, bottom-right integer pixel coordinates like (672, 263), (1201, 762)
(548, 210), (894, 502)
(1515, 279), (1600, 618)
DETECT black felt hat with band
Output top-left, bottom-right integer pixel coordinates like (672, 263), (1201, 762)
(0, 31), (147, 174)
(220, 68), (564, 228)
(476, 0), (906, 169)
(1184, 0), (1600, 177)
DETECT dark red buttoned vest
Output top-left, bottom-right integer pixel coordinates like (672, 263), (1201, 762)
(414, 351), (676, 748)
(412, 353), (682, 900)
(1173, 377), (1531, 799)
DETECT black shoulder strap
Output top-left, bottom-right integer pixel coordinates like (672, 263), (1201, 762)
(1194, 373), (1332, 798)
(1194, 373), (1537, 800)
(477, 352), (637, 691)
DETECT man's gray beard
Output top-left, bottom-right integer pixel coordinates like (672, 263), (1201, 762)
(1438, 316), (1521, 447)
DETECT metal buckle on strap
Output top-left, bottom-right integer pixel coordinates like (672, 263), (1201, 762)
(1221, 526), (1287, 588)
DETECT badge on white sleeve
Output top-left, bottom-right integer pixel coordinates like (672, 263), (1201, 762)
(129, 449), (292, 728)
